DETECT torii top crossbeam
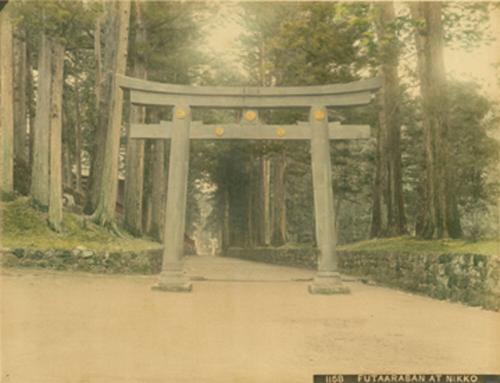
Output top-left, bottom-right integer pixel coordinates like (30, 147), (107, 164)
(117, 74), (382, 108)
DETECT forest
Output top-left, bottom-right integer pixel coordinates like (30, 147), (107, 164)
(0, 1), (499, 254)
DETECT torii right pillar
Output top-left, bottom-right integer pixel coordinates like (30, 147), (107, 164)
(309, 105), (350, 294)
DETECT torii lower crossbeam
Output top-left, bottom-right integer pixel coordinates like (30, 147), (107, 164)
(129, 121), (370, 141)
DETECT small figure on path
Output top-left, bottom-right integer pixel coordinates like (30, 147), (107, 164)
(210, 237), (218, 256)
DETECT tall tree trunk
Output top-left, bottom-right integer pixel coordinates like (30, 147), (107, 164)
(61, 105), (75, 191)
(269, 158), (275, 244)
(411, 2), (437, 238)
(26, 37), (35, 172)
(252, 158), (264, 246)
(13, 34), (28, 173)
(271, 152), (287, 245)
(74, 77), (82, 193)
(94, 12), (103, 111)
(410, 2), (461, 239)
(124, 117), (146, 235)
(370, 101), (386, 237)
(0, 7), (14, 196)
(372, 2), (406, 236)
(142, 109), (165, 240)
(48, 42), (65, 232)
(13, 33), (30, 196)
(261, 156), (271, 245)
(222, 187), (230, 250)
(86, 3), (116, 213)
(93, 0), (131, 229)
(334, 198), (342, 242)
(61, 107), (72, 190)
(142, 140), (153, 234)
(150, 141), (166, 241)
(124, 0), (146, 236)
(247, 152), (255, 247)
(62, 140), (72, 190)
(31, 33), (52, 209)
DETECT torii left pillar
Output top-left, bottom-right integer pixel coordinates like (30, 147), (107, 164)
(152, 105), (193, 292)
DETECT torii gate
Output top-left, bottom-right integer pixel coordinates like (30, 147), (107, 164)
(117, 75), (382, 294)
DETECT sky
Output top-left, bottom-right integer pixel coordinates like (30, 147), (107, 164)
(204, 2), (499, 99)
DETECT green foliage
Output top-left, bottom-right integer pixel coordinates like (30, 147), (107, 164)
(129, 1), (213, 84)
(447, 81), (499, 239)
(11, 1), (102, 47)
(239, 2), (377, 86)
(441, 2), (493, 50)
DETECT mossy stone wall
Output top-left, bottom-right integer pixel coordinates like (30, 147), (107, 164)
(225, 247), (319, 269)
(1, 247), (163, 274)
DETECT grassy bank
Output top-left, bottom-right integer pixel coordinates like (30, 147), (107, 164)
(338, 236), (499, 256)
(0, 198), (161, 252)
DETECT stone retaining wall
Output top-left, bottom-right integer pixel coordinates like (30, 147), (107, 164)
(224, 247), (500, 311)
(225, 247), (319, 269)
(1, 247), (164, 274)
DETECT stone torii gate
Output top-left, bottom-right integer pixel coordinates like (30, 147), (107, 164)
(117, 75), (381, 294)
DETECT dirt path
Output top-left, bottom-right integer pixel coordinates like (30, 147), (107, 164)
(1, 256), (499, 383)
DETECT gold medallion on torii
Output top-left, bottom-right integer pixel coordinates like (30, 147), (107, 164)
(244, 110), (257, 122)
(175, 108), (187, 119)
(314, 109), (326, 121)
(214, 127), (224, 137)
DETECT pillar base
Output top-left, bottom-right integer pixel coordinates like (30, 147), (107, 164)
(308, 271), (350, 295)
(152, 270), (192, 293)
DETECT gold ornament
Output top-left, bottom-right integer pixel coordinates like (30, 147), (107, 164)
(244, 110), (257, 122)
(215, 127), (224, 137)
(175, 108), (187, 119)
(276, 127), (286, 137)
(314, 109), (326, 121)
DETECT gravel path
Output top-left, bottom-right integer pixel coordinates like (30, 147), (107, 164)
(1, 256), (499, 383)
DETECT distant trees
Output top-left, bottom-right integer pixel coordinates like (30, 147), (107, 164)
(220, 2), (379, 246)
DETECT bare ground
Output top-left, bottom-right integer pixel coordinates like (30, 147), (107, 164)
(1, 255), (499, 383)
